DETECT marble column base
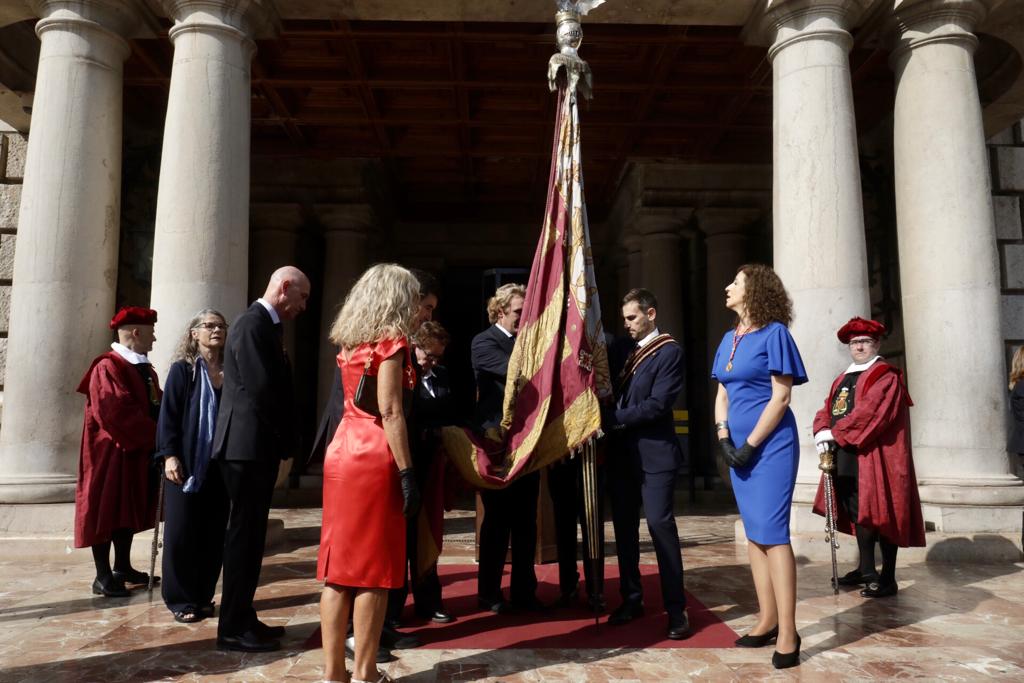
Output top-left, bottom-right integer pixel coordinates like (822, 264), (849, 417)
(0, 474), (76, 503)
(0, 503), (286, 559)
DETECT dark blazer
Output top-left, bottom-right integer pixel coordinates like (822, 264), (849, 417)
(308, 364), (344, 465)
(1010, 381), (1024, 454)
(213, 303), (294, 462)
(156, 360), (206, 477)
(471, 324), (515, 430)
(607, 337), (685, 474)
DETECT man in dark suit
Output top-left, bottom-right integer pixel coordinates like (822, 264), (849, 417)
(213, 265), (310, 652)
(472, 283), (544, 614)
(603, 287), (690, 640)
(386, 320), (458, 626)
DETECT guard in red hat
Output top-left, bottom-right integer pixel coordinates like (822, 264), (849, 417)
(74, 306), (162, 597)
(811, 317), (925, 598)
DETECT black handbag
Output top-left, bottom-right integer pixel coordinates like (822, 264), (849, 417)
(353, 344), (413, 417)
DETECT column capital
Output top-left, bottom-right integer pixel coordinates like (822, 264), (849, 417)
(161, 0), (280, 41)
(631, 207), (693, 237)
(31, 0), (160, 51)
(889, 0), (991, 58)
(696, 207), (763, 237)
(316, 203), (375, 234)
(746, 0), (871, 54)
(250, 202), (303, 233)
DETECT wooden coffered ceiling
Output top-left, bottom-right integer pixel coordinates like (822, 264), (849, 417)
(124, 19), (895, 222)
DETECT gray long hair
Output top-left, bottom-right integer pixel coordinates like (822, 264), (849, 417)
(172, 308), (227, 366)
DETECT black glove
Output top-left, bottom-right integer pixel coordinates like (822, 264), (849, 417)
(601, 404), (619, 431)
(718, 437), (737, 465)
(731, 441), (756, 468)
(399, 467), (421, 518)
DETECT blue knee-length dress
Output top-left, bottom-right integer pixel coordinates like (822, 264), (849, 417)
(712, 321), (807, 545)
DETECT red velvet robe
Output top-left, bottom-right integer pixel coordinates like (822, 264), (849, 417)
(812, 360), (926, 547)
(74, 351), (162, 548)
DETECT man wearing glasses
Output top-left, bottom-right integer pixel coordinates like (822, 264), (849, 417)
(811, 317), (925, 599)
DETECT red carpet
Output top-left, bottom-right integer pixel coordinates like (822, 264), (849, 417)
(305, 563), (738, 650)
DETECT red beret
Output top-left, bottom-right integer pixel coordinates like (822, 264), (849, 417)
(837, 317), (885, 343)
(109, 306), (157, 330)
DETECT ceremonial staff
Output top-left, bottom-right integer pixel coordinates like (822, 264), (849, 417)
(148, 479), (164, 593)
(818, 445), (840, 595)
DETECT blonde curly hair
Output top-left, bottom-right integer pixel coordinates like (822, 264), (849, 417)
(486, 283), (526, 324)
(329, 263), (421, 349)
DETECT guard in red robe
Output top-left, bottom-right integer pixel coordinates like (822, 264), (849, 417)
(75, 306), (162, 597)
(812, 317), (925, 598)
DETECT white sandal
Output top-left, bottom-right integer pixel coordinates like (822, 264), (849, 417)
(352, 672), (393, 683)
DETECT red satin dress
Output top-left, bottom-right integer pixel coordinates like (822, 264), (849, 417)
(318, 338), (414, 589)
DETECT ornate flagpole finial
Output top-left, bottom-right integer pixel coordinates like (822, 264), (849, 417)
(549, 1), (605, 98)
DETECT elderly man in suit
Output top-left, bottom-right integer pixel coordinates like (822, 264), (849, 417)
(472, 282), (545, 614)
(213, 266), (310, 652)
(603, 287), (690, 640)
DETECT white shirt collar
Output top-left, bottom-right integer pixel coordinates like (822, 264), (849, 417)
(257, 298), (281, 325)
(421, 368), (436, 380)
(845, 355), (881, 374)
(494, 323), (513, 338)
(110, 342), (150, 366)
(637, 328), (661, 348)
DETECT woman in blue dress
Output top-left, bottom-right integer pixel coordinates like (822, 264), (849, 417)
(712, 264), (807, 670)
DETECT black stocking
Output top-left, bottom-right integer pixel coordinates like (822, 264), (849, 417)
(111, 528), (134, 573)
(91, 542), (112, 579)
(855, 524), (878, 578)
(879, 537), (898, 585)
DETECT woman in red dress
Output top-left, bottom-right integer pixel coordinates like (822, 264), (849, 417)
(319, 263), (422, 683)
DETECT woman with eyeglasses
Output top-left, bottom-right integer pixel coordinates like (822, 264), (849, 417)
(156, 309), (230, 623)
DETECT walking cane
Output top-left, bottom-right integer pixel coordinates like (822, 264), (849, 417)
(818, 445), (840, 595)
(149, 477), (164, 594)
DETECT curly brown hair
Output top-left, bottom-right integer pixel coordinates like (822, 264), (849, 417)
(737, 264), (793, 328)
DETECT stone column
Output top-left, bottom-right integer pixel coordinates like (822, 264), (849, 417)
(636, 209), (692, 340)
(148, 0), (276, 376)
(700, 208), (759, 347)
(891, 0), (1024, 531)
(250, 202), (302, 361)
(763, 0), (872, 493)
(0, 1), (142, 503)
(316, 204), (371, 415)
(625, 236), (643, 290)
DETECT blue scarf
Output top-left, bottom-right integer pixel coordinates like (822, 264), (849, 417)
(183, 357), (218, 493)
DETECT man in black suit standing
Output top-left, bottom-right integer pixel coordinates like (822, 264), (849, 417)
(603, 288), (690, 640)
(213, 265), (310, 652)
(472, 283), (544, 614)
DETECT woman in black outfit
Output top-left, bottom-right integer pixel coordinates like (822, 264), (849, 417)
(156, 309), (230, 623)
(1009, 347), (1024, 473)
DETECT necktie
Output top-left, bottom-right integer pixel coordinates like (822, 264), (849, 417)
(424, 374), (436, 397)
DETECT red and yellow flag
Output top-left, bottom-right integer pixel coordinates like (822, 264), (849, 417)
(443, 73), (611, 488)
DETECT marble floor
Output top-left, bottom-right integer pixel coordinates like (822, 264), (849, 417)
(1, 502), (1023, 682)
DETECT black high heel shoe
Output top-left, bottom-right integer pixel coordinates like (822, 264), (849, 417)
(735, 624), (778, 648)
(772, 634), (801, 669)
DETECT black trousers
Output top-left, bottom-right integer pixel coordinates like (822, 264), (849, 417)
(387, 455), (443, 621)
(608, 450), (686, 621)
(548, 457), (605, 598)
(477, 471), (540, 604)
(161, 463), (230, 614)
(217, 458), (279, 637)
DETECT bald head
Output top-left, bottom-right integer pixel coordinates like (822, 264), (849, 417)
(263, 265), (311, 320)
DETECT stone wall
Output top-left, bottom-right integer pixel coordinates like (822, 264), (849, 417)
(0, 127), (25, 406)
(992, 120), (1024, 367)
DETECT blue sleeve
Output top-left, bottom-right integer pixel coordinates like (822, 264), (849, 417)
(766, 323), (808, 385)
(471, 332), (509, 377)
(155, 361), (188, 461)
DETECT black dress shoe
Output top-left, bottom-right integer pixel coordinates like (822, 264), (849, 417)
(217, 630), (280, 652)
(380, 623), (419, 649)
(772, 634), (802, 669)
(112, 568), (158, 586)
(477, 596), (509, 614)
(860, 581), (898, 598)
(836, 569), (879, 587)
(667, 612), (691, 640)
(608, 602), (644, 625)
(587, 594), (607, 614)
(253, 619), (285, 639)
(427, 609), (455, 624)
(552, 587), (579, 609)
(384, 616), (402, 630)
(735, 624), (778, 647)
(92, 576), (130, 598)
